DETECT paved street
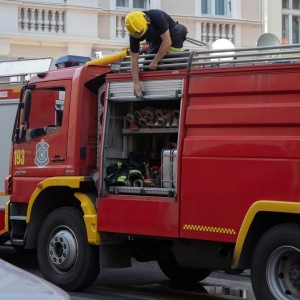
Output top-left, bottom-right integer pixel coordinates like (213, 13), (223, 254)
(0, 244), (255, 300)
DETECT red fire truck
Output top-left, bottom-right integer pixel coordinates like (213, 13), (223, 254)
(0, 88), (19, 201)
(0, 58), (52, 209)
(1, 43), (300, 300)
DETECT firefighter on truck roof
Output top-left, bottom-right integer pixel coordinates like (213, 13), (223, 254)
(125, 9), (187, 98)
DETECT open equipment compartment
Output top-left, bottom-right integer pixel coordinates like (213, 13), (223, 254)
(101, 78), (184, 197)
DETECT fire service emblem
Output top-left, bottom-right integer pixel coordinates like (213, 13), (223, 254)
(35, 139), (49, 168)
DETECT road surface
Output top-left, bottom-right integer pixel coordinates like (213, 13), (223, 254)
(0, 244), (256, 300)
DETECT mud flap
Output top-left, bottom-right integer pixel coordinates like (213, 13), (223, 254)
(0, 194), (8, 236)
(0, 210), (5, 231)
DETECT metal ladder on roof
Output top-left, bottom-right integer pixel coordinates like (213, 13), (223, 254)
(116, 43), (300, 72)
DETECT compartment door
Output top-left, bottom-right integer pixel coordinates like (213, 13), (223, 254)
(98, 78), (184, 237)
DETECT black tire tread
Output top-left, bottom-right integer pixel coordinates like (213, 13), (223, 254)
(158, 257), (211, 283)
(251, 223), (300, 300)
(37, 206), (99, 291)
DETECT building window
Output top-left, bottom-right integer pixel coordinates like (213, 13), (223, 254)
(283, 0), (290, 8)
(283, 0), (300, 9)
(201, 0), (231, 17)
(116, 0), (148, 10)
(293, 0), (300, 9)
(282, 0), (300, 43)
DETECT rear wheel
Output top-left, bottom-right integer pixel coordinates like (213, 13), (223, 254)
(251, 223), (300, 300)
(158, 257), (211, 283)
(37, 206), (99, 291)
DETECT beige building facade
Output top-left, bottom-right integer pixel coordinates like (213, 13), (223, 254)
(262, 0), (300, 45)
(3, 0), (299, 61)
(262, 0), (282, 38)
(0, 0), (263, 61)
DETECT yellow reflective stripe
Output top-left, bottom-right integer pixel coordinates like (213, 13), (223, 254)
(232, 200), (300, 268)
(183, 224), (236, 235)
(26, 176), (85, 223)
(128, 170), (142, 175)
(74, 193), (100, 245)
(168, 47), (182, 53)
(116, 175), (127, 182)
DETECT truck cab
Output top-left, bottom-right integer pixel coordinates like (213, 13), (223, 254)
(2, 44), (300, 300)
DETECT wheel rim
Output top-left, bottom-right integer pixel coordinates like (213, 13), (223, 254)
(267, 245), (300, 300)
(48, 227), (78, 274)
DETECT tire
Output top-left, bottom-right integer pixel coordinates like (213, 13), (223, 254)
(251, 223), (300, 300)
(158, 257), (211, 283)
(37, 206), (99, 291)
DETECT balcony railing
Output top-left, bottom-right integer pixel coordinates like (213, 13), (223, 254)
(16, 5), (238, 46)
(201, 21), (235, 44)
(18, 7), (65, 33)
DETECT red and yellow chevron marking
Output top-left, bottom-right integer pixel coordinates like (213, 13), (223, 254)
(183, 224), (236, 235)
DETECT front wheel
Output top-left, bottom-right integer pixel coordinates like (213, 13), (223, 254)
(158, 257), (211, 284)
(251, 223), (300, 300)
(37, 206), (99, 291)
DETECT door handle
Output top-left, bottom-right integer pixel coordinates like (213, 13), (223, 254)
(51, 156), (65, 162)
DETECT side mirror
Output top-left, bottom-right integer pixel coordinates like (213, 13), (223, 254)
(19, 89), (32, 141)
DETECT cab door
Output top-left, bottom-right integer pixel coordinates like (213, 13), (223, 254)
(11, 80), (70, 203)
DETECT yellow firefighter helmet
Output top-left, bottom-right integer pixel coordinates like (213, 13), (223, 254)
(125, 11), (150, 38)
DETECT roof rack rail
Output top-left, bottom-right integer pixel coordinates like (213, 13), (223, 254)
(118, 51), (194, 72)
(192, 43), (300, 68)
(116, 43), (300, 72)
